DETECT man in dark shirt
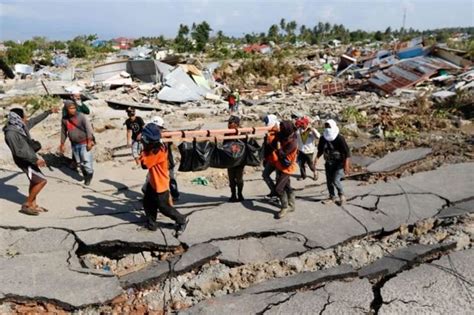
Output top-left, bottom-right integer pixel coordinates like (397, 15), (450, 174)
(315, 119), (351, 205)
(125, 107), (145, 166)
(4, 107), (59, 215)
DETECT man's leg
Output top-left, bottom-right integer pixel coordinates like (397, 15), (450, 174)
(157, 191), (187, 225)
(298, 152), (307, 180)
(323, 164), (336, 204)
(228, 167), (237, 202)
(131, 141), (140, 165)
(143, 184), (158, 230)
(275, 172), (291, 218)
(80, 144), (94, 185)
(262, 162), (277, 196)
(334, 168), (346, 204)
(235, 165), (245, 201)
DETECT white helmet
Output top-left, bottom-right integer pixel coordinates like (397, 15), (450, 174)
(150, 116), (164, 128)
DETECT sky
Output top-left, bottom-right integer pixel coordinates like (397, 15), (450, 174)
(0, 0), (473, 41)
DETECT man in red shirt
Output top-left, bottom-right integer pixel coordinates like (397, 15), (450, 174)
(140, 123), (188, 235)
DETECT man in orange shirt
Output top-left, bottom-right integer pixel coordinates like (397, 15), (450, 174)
(273, 121), (298, 219)
(140, 123), (188, 235)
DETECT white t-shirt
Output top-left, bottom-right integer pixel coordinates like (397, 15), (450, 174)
(296, 128), (321, 154)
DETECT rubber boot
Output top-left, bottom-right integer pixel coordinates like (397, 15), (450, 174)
(237, 183), (244, 202)
(277, 192), (289, 219)
(288, 190), (296, 212)
(229, 185), (238, 202)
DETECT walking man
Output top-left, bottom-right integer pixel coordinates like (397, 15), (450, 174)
(226, 115), (245, 202)
(125, 107), (145, 166)
(315, 119), (351, 205)
(3, 107), (58, 215)
(59, 100), (95, 185)
(273, 121), (298, 219)
(140, 123), (188, 235)
(262, 114), (280, 199)
(296, 116), (320, 181)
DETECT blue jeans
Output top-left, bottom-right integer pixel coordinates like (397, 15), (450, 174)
(325, 163), (344, 197)
(131, 140), (142, 159)
(72, 143), (94, 175)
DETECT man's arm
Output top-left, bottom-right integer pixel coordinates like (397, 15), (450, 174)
(59, 119), (67, 153)
(339, 136), (351, 175)
(126, 130), (132, 146)
(82, 116), (94, 151)
(78, 102), (90, 115)
(27, 110), (52, 129)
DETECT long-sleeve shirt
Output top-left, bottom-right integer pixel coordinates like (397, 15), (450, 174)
(61, 113), (94, 145)
(316, 134), (351, 167)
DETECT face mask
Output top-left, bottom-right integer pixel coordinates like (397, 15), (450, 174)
(324, 128), (331, 134)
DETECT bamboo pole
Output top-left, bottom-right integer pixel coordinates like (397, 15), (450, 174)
(160, 126), (273, 143)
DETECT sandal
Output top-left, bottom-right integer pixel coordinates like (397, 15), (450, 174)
(20, 205), (40, 216)
(35, 206), (49, 213)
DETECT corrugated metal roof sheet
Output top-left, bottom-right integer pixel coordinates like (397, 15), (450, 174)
(368, 56), (456, 94)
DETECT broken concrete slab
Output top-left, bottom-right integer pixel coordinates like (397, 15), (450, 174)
(359, 243), (456, 279)
(367, 148), (432, 173)
(436, 199), (474, 218)
(119, 244), (220, 288)
(351, 155), (377, 168)
(211, 232), (308, 265)
(0, 228), (123, 309)
(380, 249), (474, 314)
(399, 163), (474, 202)
(266, 279), (373, 314)
(179, 292), (292, 315)
(241, 264), (357, 294)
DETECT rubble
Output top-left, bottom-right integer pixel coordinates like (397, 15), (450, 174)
(0, 29), (473, 314)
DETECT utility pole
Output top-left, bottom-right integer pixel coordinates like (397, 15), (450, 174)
(402, 8), (407, 32)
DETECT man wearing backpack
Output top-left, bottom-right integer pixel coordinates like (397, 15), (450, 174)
(315, 119), (351, 205)
(59, 100), (95, 185)
(3, 107), (59, 215)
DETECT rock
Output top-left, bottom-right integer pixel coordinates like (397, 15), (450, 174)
(120, 244), (220, 288)
(414, 218), (436, 236)
(284, 257), (305, 273)
(184, 264), (231, 295)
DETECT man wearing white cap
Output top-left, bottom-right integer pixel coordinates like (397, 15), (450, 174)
(150, 116), (180, 201)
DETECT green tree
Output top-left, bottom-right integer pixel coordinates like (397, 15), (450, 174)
(374, 31), (384, 41)
(6, 44), (33, 65)
(191, 21), (212, 52)
(175, 24), (192, 52)
(268, 24), (279, 43)
(67, 41), (87, 58)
